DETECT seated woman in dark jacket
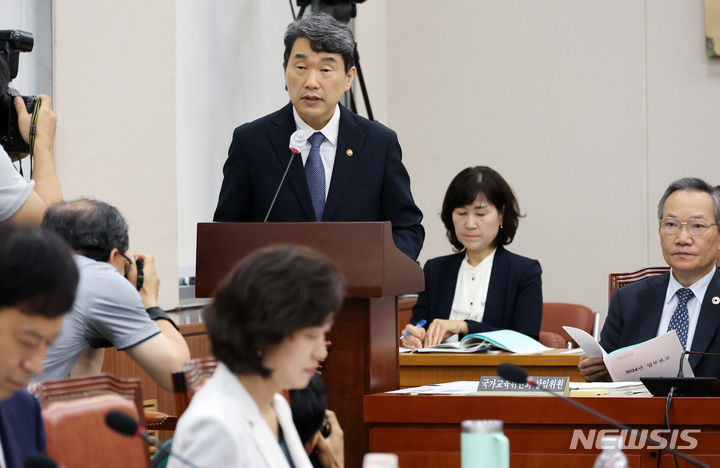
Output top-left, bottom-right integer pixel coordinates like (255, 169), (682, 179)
(401, 166), (543, 348)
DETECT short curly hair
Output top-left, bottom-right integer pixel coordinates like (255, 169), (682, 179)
(204, 244), (345, 378)
(440, 166), (522, 251)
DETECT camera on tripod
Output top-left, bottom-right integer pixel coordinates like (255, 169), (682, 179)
(296, 0), (366, 24)
(0, 30), (39, 160)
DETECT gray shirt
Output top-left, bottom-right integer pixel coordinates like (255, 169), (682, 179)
(0, 146), (33, 221)
(33, 255), (160, 382)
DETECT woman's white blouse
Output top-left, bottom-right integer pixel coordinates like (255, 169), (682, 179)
(447, 249), (496, 339)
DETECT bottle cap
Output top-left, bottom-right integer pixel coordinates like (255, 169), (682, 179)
(362, 453), (398, 468)
(461, 419), (503, 433)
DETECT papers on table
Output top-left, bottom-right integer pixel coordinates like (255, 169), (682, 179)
(563, 327), (694, 381)
(388, 381), (480, 395)
(569, 381), (650, 397)
(409, 329), (550, 354)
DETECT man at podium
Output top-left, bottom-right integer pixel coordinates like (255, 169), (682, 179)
(213, 13), (424, 261)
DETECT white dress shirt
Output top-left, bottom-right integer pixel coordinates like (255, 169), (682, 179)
(656, 268), (715, 350)
(0, 437), (7, 468)
(445, 250), (495, 342)
(292, 104), (340, 197)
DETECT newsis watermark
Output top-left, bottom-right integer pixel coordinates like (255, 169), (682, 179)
(570, 429), (700, 450)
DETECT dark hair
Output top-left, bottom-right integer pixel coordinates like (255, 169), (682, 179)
(0, 224), (78, 317)
(204, 244), (345, 378)
(290, 374), (327, 445)
(283, 13), (355, 73)
(657, 177), (720, 224)
(41, 198), (129, 261)
(441, 166), (522, 250)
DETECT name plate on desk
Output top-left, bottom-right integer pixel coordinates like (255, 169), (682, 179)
(478, 376), (568, 393)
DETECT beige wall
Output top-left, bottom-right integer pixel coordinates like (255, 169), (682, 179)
(358, 0), (720, 318)
(53, 0), (178, 307)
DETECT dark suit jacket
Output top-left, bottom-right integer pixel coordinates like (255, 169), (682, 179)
(410, 246), (543, 340)
(601, 269), (720, 378)
(0, 391), (46, 468)
(213, 103), (425, 260)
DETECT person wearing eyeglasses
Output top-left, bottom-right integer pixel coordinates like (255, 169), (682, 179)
(29, 198), (190, 391)
(579, 177), (720, 381)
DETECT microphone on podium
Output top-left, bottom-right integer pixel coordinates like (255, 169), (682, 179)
(496, 363), (708, 468)
(263, 129), (309, 222)
(105, 410), (199, 468)
(23, 453), (63, 468)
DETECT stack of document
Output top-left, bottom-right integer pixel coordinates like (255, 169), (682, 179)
(569, 381), (650, 397)
(563, 327), (692, 381)
(411, 329), (550, 354)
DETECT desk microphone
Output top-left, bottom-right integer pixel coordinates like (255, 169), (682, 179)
(263, 129), (309, 222)
(677, 350), (720, 377)
(496, 363), (708, 468)
(105, 410), (199, 468)
(23, 453), (63, 468)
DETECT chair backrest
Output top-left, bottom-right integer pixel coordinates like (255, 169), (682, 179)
(172, 357), (218, 417)
(28, 373), (146, 426)
(540, 302), (595, 347)
(608, 267), (670, 306)
(539, 330), (567, 348)
(29, 374), (150, 468)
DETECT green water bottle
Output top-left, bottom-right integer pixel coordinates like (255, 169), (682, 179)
(461, 420), (509, 468)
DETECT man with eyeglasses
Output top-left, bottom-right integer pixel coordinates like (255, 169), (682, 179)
(30, 198), (190, 391)
(580, 177), (720, 381)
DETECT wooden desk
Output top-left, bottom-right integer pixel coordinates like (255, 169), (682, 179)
(364, 393), (720, 468)
(399, 350), (582, 388)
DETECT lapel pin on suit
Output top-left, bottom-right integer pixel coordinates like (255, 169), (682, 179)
(712, 296), (720, 305)
(346, 149), (353, 157)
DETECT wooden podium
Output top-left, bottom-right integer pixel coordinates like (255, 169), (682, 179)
(196, 222), (424, 468)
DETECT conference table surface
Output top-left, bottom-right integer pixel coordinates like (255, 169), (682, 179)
(399, 348), (583, 388)
(364, 392), (720, 468)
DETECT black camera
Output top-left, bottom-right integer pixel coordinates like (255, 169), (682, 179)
(296, 0), (366, 23)
(320, 414), (332, 437)
(135, 256), (145, 291)
(0, 30), (38, 159)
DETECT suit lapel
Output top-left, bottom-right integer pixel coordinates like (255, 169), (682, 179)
(249, 420), (289, 468)
(484, 247), (507, 324)
(437, 253), (464, 319)
(689, 269), (720, 367)
(268, 104), (314, 221)
(323, 106), (367, 220)
(635, 274), (668, 343)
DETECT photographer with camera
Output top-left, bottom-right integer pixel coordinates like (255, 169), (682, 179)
(30, 198), (190, 392)
(290, 374), (345, 468)
(0, 31), (61, 225)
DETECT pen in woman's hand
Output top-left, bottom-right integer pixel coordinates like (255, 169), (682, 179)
(399, 319), (426, 340)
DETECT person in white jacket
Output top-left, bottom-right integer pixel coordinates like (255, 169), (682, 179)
(170, 245), (345, 468)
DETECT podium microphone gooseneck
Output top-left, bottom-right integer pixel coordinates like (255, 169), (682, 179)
(105, 410), (199, 468)
(263, 129), (309, 222)
(496, 363), (708, 468)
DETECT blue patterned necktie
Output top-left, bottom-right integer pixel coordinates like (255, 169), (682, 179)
(667, 288), (694, 348)
(305, 132), (326, 221)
